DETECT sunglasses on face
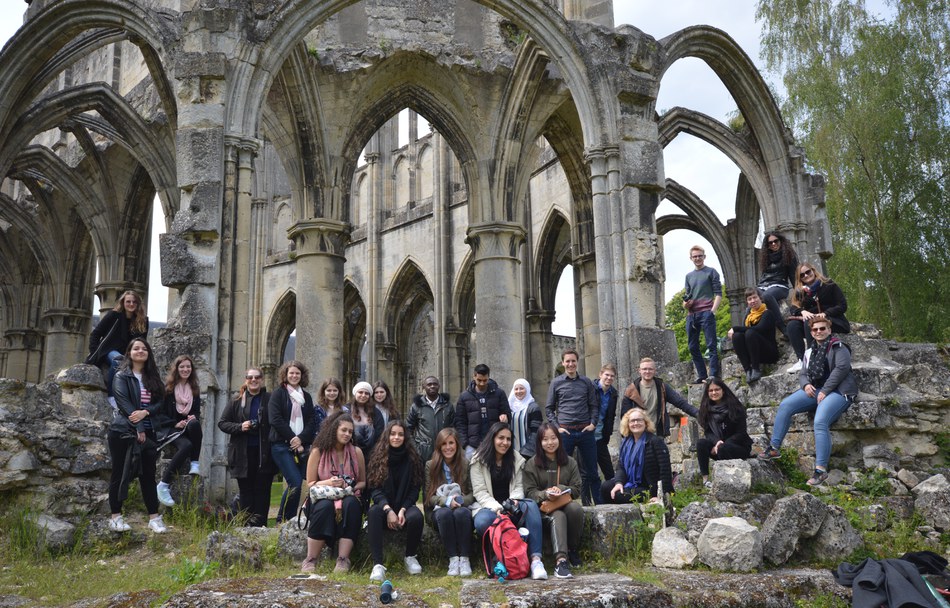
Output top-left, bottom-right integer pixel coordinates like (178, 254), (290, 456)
(810, 326), (830, 333)
(768, 239), (780, 245)
(800, 269), (814, 279)
(246, 375), (262, 380)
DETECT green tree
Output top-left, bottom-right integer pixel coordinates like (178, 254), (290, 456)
(757, 0), (950, 342)
(664, 288), (732, 362)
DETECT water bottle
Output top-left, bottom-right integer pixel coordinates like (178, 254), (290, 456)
(380, 579), (394, 604)
(518, 527), (529, 541)
(493, 561), (508, 582)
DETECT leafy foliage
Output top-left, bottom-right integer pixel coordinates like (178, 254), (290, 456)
(664, 287), (732, 361)
(757, 0), (950, 342)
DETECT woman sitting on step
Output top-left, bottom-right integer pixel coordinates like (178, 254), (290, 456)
(696, 378), (752, 488)
(367, 420), (426, 582)
(787, 263), (850, 371)
(728, 288), (779, 383)
(156, 355), (203, 507)
(423, 428), (475, 577)
(600, 408), (673, 505)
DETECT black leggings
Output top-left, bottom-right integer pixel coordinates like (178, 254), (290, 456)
(696, 437), (752, 475)
(367, 504), (424, 563)
(236, 447), (274, 526)
(162, 419), (203, 483)
(108, 430), (159, 514)
(733, 330), (778, 371)
(431, 506), (473, 558)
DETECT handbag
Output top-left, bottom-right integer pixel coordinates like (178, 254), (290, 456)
(539, 466), (573, 514)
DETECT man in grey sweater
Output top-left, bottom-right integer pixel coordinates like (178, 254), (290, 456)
(545, 348), (600, 504)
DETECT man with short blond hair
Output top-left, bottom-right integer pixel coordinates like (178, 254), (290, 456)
(683, 245), (722, 382)
(593, 363), (619, 479)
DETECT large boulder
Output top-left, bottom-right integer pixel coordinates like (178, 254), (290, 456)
(711, 459), (752, 503)
(914, 486), (950, 532)
(798, 505), (864, 562)
(697, 517), (763, 572)
(32, 513), (76, 554)
(760, 492), (828, 565)
(583, 504), (644, 558)
(206, 528), (267, 570)
(651, 526), (698, 569)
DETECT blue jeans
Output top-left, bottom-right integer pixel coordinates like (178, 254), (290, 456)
(106, 350), (123, 397)
(770, 389), (852, 469)
(271, 442), (306, 521)
(474, 500), (543, 558)
(561, 428), (601, 505)
(686, 310), (719, 379)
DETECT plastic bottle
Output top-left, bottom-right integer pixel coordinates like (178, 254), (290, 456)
(380, 579), (394, 604)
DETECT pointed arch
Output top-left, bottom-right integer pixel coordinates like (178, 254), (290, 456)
(265, 289), (297, 366)
(534, 208), (573, 312)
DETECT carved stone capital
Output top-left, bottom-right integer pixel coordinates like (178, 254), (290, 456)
(4, 328), (44, 350)
(583, 144), (620, 175)
(288, 219), (351, 259)
(465, 222), (525, 262)
(224, 135), (262, 154)
(525, 308), (556, 332)
(42, 308), (91, 333)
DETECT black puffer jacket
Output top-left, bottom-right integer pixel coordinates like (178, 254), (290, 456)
(454, 379), (510, 451)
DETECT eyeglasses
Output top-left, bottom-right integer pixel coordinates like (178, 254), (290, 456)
(691, 254), (705, 259)
(810, 327), (830, 334)
(246, 374), (262, 380)
(800, 269), (814, 279)
(630, 419), (646, 424)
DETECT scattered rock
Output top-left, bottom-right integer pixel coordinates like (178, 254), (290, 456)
(880, 495), (915, 521)
(798, 505), (864, 562)
(697, 517), (763, 572)
(760, 492), (827, 565)
(896, 468), (920, 489)
(712, 459), (752, 503)
(206, 530), (264, 570)
(583, 504), (644, 558)
(32, 513), (75, 553)
(912, 474), (949, 495)
(862, 445), (899, 472)
(915, 486), (950, 531)
(276, 520), (307, 562)
(651, 526), (698, 569)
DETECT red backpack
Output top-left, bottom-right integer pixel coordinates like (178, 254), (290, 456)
(482, 514), (530, 580)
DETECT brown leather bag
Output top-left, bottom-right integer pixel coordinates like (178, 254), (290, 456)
(539, 466), (573, 514)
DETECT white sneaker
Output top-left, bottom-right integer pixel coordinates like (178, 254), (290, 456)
(188, 461), (200, 475)
(404, 555), (422, 575)
(156, 482), (175, 506)
(788, 359), (803, 373)
(370, 563), (387, 582)
(108, 515), (130, 532)
(530, 558), (548, 580)
(148, 516), (167, 534)
(447, 556), (460, 576)
(458, 556), (473, 577)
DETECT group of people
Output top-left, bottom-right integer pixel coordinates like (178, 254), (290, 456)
(93, 229), (859, 576)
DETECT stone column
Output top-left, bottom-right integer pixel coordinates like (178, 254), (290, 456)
(574, 254), (600, 375)
(289, 219), (350, 379)
(42, 308), (89, 374)
(248, 197), (268, 366)
(725, 286), (746, 330)
(525, 304), (555, 402)
(364, 148), (381, 381)
(432, 132), (449, 383)
(465, 222), (525, 387)
(3, 329), (44, 382)
(445, 321), (470, 397)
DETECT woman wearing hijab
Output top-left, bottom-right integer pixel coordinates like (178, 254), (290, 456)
(268, 360), (318, 523)
(696, 379), (752, 488)
(508, 378), (543, 458)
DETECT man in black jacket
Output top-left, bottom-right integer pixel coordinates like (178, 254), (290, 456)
(593, 363), (619, 480)
(406, 376), (454, 462)
(455, 364), (509, 458)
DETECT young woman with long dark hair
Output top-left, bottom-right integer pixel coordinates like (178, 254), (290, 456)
(301, 412), (366, 573)
(317, 377), (347, 417)
(366, 420), (425, 581)
(756, 231), (799, 336)
(107, 338), (167, 533)
(156, 355), (203, 507)
(219, 367), (274, 527)
(523, 422), (583, 578)
(696, 379), (752, 488)
(470, 422), (548, 580)
(349, 381), (384, 457)
(372, 380), (400, 425)
(423, 428), (474, 577)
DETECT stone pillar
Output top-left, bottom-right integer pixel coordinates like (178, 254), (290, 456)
(3, 329), (44, 382)
(364, 148), (381, 381)
(377, 340), (396, 392)
(42, 308), (89, 374)
(526, 305), (555, 403)
(445, 321), (469, 397)
(248, 197), (268, 366)
(725, 286), (746, 330)
(432, 132), (449, 383)
(465, 222), (525, 388)
(289, 219), (350, 379)
(574, 254), (600, 376)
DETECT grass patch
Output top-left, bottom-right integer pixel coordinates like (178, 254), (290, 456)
(773, 447), (809, 487)
(853, 468), (891, 498)
(795, 592), (849, 608)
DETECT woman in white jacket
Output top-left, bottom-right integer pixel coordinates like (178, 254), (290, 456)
(469, 422), (547, 580)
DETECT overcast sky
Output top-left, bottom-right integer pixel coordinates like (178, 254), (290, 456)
(0, 1), (767, 328)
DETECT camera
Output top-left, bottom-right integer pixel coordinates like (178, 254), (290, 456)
(500, 499), (524, 526)
(248, 418), (259, 431)
(340, 474), (356, 488)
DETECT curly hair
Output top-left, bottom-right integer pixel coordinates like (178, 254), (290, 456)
(112, 290), (148, 335)
(697, 378), (745, 430)
(758, 231), (798, 271)
(117, 338), (164, 397)
(366, 420), (423, 488)
(533, 422), (568, 468)
(423, 428), (468, 505)
(277, 360), (310, 388)
(164, 355), (199, 395)
(312, 411), (355, 453)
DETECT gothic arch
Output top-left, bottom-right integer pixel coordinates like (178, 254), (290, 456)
(264, 289), (297, 368)
(658, 25), (796, 228)
(452, 251), (476, 335)
(383, 259), (435, 405)
(342, 279), (366, 389)
(534, 208), (573, 312)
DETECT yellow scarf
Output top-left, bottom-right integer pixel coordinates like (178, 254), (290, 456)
(745, 303), (767, 327)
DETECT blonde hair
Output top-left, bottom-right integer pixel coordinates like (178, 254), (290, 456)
(113, 290), (147, 334)
(620, 407), (656, 436)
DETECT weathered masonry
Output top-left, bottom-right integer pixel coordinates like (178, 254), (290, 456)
(0, 0), (826, 498)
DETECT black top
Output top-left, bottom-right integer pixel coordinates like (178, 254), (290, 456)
(613, 432), (673, 498)
(267, 385), (317, 446)
(88, 310), (148, 366)
(455, 379), (510, 450)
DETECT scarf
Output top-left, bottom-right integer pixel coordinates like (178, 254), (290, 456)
(707, 402), (730, 443)
(287, 385), (305, 436)
(619, 434), (647, 490)
(806, 338), (832, 388)
(745, 303), (767, 327)
(803, 280), (823, 311)
(507, 378), (533, 414)
(317, 442), (361, 509)
(175, 383), (193, 416)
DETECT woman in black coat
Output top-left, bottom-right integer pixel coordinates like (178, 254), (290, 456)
(756, 231), (799, 336)
(728, 288), (779, 383)
(696, 379), (752, 488)
(600, 408), (673, 504)
(268, 360), (318, 523)
(87, 290), (148, 398)
(787, 263), (850, 365)
(219, 367), (274, 526)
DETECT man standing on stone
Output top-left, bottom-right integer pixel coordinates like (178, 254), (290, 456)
(546, 348), (600, 505)
(406, 375), (454, 462)
(683, 245), (722, 382)
(593, 363), (619, 481)
(455, 364), (510, 459)
(621, 357), (697, 438)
